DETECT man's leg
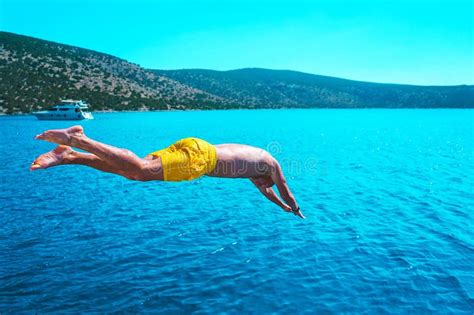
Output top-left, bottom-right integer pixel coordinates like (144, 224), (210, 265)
(31, 145), (140, 179)
(34, 126), (163, 181)
(65, 150), (124, 174)
(35, 126), (144, 171)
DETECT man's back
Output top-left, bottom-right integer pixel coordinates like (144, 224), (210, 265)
(209, 144), (276, 178)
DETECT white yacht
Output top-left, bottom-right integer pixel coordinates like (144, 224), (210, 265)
(33, 100), (94, 120)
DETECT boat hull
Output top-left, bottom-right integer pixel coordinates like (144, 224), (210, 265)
(33, 112), (94, 120)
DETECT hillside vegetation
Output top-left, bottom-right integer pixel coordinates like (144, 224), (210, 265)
(1, 31), (472, 114)
(153, 68), (474, 109)
(0, 32), (223, 114)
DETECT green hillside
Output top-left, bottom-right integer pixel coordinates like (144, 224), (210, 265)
(153, 68), (474, 109)
(0, 31), (224, 114)
(1, 31), (472, 114)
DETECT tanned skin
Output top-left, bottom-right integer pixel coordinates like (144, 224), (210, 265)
(31, 126), (304, 219)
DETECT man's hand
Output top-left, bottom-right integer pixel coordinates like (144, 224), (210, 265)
(292, 208), (306, 219)
(283, 204), (305, 219)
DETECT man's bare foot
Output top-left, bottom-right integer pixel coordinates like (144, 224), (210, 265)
(35, 125), (84, 146)
(30, 145), (73, 171)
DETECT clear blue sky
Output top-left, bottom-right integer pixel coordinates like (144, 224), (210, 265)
(0, 0), (472, 85)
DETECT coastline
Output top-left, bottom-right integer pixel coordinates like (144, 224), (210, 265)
(2, 106), (474, 117)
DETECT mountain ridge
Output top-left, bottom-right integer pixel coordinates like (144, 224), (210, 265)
(0, 31), (225, 114)
(163, 67), (471, 87)
(153, 68), (474, 109)
(1, 31), (473, 114)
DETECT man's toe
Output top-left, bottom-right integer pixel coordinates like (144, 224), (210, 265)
(36, 132), (47, 139)
(30, 162), (42, 171)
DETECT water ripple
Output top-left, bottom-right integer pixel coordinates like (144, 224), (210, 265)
(1, 110), (473, 312)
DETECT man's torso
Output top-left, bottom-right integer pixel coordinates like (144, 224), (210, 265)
(208, 144), (276, 178)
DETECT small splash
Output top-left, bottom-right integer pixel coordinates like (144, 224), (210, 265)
(212, 247), (224, 254)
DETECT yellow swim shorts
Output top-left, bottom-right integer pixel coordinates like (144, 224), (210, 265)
(148, 137), (217, 182)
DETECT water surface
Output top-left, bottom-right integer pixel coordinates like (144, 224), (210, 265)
(1, 109), (473, 313)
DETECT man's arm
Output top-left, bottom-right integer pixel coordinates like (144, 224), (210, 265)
(270, 162), (305, 219)
(252, 181), (292, 212)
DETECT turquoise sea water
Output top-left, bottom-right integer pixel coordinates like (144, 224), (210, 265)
(1, 109), (473, 313)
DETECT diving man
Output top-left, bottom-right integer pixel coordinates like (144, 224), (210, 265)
(31, 126), (305, 219)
